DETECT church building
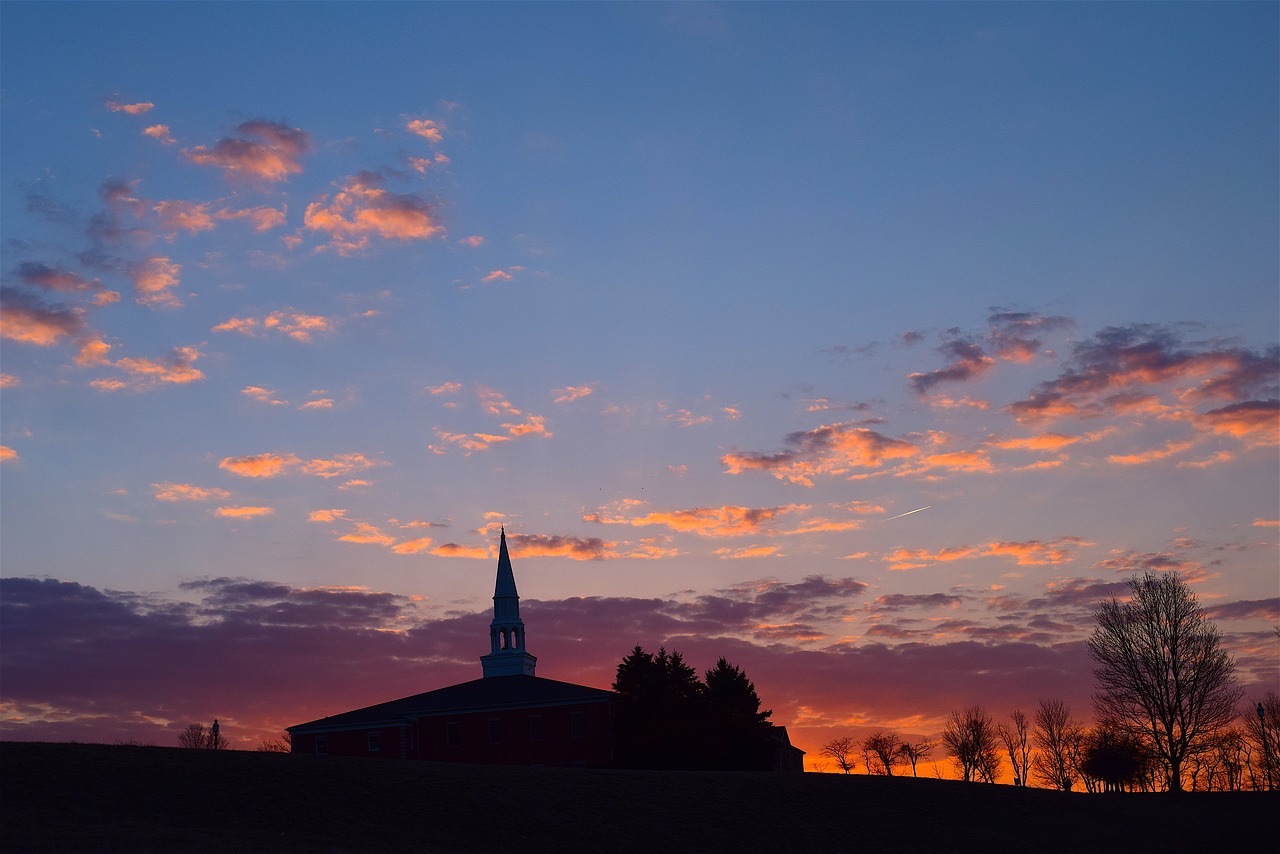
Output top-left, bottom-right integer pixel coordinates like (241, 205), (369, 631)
(287, 529), (615, 767)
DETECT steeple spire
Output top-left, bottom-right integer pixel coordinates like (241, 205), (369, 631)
(480, 527), (537, 677)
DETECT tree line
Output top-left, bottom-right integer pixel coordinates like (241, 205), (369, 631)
(821, 572), (1279, 792)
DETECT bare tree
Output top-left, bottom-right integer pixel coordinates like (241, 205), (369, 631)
(861, 730), (904, 776)
(256, 732), (292, 753)
(1243, 691), (1280, 790)
(899, 737), (937, 777)
(1088, 571), (1243, 793)
(820, 736), (858, 774)
(1031, 699), (1080, 791)
(177, 722), (228, 750)
(997, 709), (1033, 786)
(942, 705), (1002, 783)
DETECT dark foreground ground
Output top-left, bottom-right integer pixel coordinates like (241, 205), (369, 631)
(2, 742), (1277, 853)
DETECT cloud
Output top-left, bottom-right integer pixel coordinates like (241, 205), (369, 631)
(1192, 400), (1279, 446)
(1009, 325), (1279, 424)
(908, 339), (994, 395)
(308, 509), (347, 523)
(92, 346), (204, 392)
(0, 288), (85, 345)
(218, 453), (303, 478)
(585, 503), (808, 538)
(458, 236), (484, 248)
(722, 422), (919, 486)
(131, 256), (182, 308)
(390, 537), (435, 555)
(151, 200), (215, 235)
(338, 522), (396, 546)
(883, 537), (1091, 570)
(714, 545), (780, 559)
(509, 533), (616, 561)
(405, 118), (444, 142)
(105, 100), (153, 115)
(212, 310), (337, 342)
(553, 385), (595, 404)
(214, 205), (287, 232)
(182, 120), (311, 183)
(987, 433), (1081, 452)
(0, 446), (17, 463)
(153, 483), (231, 502)
(16, 262), (102, 293)
(299, 399), (334, 410)
(430, 543), (489, 559)
(142, 124), (176, 144)
(242, 386), (287, 405)
(301, 454), (386, 479)
(1106, 439), (1196, 466)
(304, 171), (444, 254)
(214, 506), (274, 519)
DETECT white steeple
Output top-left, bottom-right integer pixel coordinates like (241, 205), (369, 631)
(480, 527), (537, 677)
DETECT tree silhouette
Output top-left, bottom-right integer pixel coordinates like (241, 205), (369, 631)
(612, 646), (773, 770)
(820, 737), (858, 774)
(1243, 691), (1280, 790)
(861, 731), (904, 776)
(899, 737), (936, 777)
(1088, 571), (1243, 793)
(177, 722), (227, 750)
(942, 705), (1001, 783)
(997, 710), (1032, 786)
(1031, 699), (1080, 791)
(703, 657), (774, 771)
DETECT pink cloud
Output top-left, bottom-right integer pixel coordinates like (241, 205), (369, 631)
(92, 346), (204, 392)
(304, 171), (444, 254)
(182, 120), (311, 183)
(212, 310), (337, 342)
(553, 385), (595, 404)
(142, 124), (175, 144)
(0, 446), (17, 463)
(131, 257), (182, 308)
(215, 205), (287, 232)
(104, 100), (153, 115)
(585, 503), (808, 538)
(242, 386), (287, 406)
(16, 262), (102, 293)
(214, 506), (274, 520)
(152, 200), (215, 235)
(218, 453), (303, 478)
(153, 483), (231, 502)
(458, 235), (484, 248)
(0, 289), (85, 345)
(722, 422), (919, 486)
(405, 118), (444, 142)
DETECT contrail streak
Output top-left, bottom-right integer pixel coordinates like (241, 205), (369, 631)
(884, 505), (931, 521)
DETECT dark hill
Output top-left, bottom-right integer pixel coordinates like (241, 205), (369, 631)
(2, 742), (1276, 853)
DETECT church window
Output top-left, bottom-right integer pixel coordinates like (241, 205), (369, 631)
(367, 731), (381, 752)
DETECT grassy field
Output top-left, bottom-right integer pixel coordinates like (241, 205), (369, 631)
(2, 742), (1277, 853)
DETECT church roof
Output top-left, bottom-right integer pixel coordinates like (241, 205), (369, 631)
(494, 527), (518, 599)
(288, 675), (614, 734)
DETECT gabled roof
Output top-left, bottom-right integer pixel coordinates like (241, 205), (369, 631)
(288, 675), (614, 734)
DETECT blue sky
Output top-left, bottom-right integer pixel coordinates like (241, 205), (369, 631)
(2, 2), (1276, 767)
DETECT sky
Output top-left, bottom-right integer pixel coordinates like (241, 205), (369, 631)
(1, 2), (1277, 774)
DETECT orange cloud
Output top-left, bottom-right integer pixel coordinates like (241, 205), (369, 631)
(1107, 439), (1195, 466)
(1193, 400), (1279, 446)
(553, 385), (595, 403)
(182, 120), (311, 183)
(152, 200), (215, 235)
(0, 446), (17, 463)
(431, 543), (489, 559)
(300, 399), (334, 410)
(74, 338), (112, 367)
(714, 545), (780, 559)
(212, 310), (336, 342)
(883, 537), (1090, 570)
(153, 483), (231, 502)
(242, 386), (287, 406)
(219, 452), (303, 478)
(105, 100), (153, 114)
(988, 433), (1081, 452)
(909, 340), (994, 395)
(338, 522), (396, 546)
(304, 171), (443, 254)
(723, 422), (919, 486)
(509, 533), (616, 561)
(391, 537), (435, 555)
(459, 236), (484, 248)
(0, 374), (18, 388)
(406, 118), (444, 142)
(585, 503), (807, 538)
(131, 257), (182, 308)
(481, 269), (513, 282)
(214, 506), (274, 519)
(215, 205), (287, 232)
(1252, 519), (1279, 528)
(93, 346), (204, 391)
(429, 382), (462, 395)
(0, 290), (85, 345)
(142, 124), (176, 144)
(301, 454), (385, 479)
(308, 509), (347, 523)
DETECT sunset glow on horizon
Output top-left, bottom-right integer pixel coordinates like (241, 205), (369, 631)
(1, 2), (1276, 776)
